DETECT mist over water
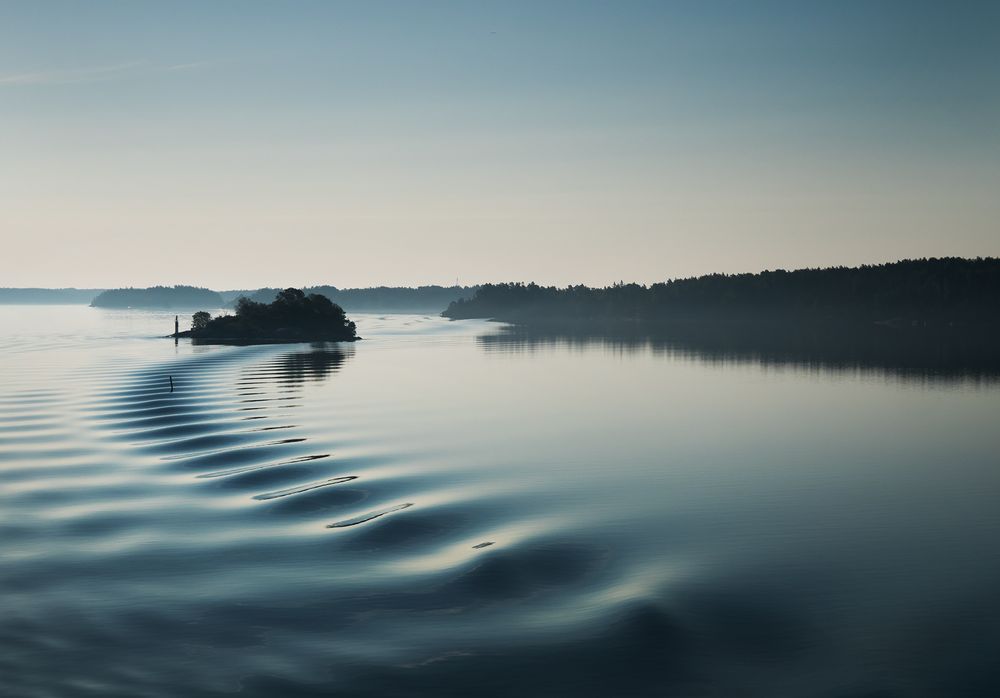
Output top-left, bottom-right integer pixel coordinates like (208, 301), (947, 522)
(3, 306), (1000, 697)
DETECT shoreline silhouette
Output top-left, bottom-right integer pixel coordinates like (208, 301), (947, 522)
(444, 258), (1000, 330)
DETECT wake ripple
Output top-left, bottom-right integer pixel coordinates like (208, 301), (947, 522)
(1, 327), (695, 698)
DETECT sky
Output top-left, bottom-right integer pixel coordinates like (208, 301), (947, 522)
(1, 1), (998, 289)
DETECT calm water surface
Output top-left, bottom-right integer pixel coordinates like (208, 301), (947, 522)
(2, 306), (1000, 697)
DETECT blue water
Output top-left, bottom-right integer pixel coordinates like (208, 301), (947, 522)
(2, 306), (1000, 697)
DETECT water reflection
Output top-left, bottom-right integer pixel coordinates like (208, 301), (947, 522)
(478, 322), (1000, 382)
(238, 344), (354, 390)
(5, 311), (1000, 697)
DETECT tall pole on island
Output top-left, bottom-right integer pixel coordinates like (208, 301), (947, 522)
(174, 315), (179, 337)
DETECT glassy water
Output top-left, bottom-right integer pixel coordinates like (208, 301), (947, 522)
(2, 306), (1000, 697)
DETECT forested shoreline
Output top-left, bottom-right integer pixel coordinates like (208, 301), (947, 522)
(444, 258), (1000, 328)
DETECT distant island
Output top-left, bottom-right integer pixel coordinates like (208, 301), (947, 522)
(0, 288), (105, 304)
(71, 284), (476, 312)
(175, 288), (358, 343)
(227, 285), (476, 313)
(443, 258), (1000, 329)
(92, 286), (225, 309)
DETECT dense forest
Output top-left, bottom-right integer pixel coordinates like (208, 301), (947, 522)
(230, 285), (476, 313)
(179, 288), (357, 342)
(444, 258), (1000, 328)
(92, 286), (224, 309)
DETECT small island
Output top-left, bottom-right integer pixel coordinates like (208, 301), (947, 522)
(174, 288), (358, 343)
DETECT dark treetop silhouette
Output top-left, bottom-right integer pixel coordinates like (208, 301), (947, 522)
(226, 285), (476, 313)
(175, 288), (358, 343)
(443, 258), (1000, 329)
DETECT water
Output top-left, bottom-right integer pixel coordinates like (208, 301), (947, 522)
(2, 306), (1000, 697)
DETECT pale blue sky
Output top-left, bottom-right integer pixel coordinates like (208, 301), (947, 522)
(1, 1), (998, 288)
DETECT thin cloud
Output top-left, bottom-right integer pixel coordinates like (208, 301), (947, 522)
(165, 62), (208, 72)
(0, 61), (144, 86)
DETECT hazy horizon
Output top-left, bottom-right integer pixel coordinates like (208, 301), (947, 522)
(5, 254), (1000, 293)
(3, 1), (998, 289)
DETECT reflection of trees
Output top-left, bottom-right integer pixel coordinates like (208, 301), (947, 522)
(477, 322), (1000, 383)
(240, 344), (355, 390)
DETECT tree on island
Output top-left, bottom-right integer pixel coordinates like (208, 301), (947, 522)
(229, 284), (477, 313)
(178, 288), (358, 342)
(191, 311), (212, 331)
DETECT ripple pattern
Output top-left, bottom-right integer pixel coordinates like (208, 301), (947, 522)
(5, 310), (1000, 697)
(1, 333), (648, 697)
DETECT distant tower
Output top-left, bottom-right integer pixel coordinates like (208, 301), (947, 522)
(174, 315), (179, 337)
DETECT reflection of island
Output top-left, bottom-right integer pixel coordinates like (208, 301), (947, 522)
(237, 344), (354, 397)
(177, 289), (358, 344)
(272, 345), (353, 385)
(477, 322), (1000, 382)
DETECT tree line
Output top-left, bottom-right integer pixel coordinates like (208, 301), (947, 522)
(443, 258), (1000, 327)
